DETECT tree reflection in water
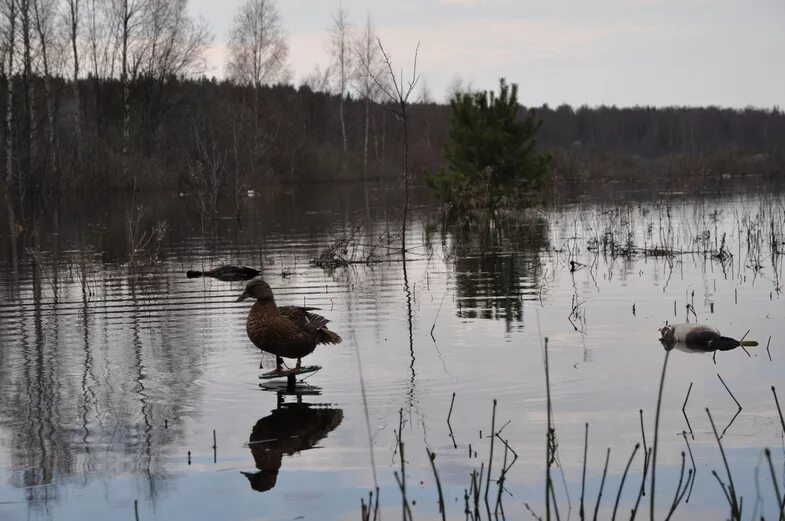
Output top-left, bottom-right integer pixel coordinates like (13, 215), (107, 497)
(447, 214), (549, 329)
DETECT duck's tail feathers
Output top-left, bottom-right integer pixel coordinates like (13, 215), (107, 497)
(320, 329), (342, 345)
(186, 270), (204, 278)
(711, 336), (757, 351)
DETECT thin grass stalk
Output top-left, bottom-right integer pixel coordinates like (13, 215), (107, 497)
(580, 422), (588, 521)
(394, 471), (414, 521)
(485, 398), (497, 506)
(638, 410), (648, 494)
(612, 443), (640, 521)
(544, 337), (553, 521)
(764, 448), (785, 521)
(682, 431), (697, 503)
(592, 447), (611, 521)
(650, 350), (671, 521)
(773, 386), (785, 435)
(707, 408), (742, 520)
(426, 449), (447, 521)
(664, 452), (688, 521)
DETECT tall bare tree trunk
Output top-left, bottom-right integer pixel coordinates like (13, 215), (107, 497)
(68, 0), (81, 163)
(21, 0), (32, 190)
(5, 0), (15, 185)
(121, 0), (130, 179)
(33, 0), (57, 189)
(363, 98), (369, 178)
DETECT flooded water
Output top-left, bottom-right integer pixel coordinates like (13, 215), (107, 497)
(0, 183), (783, 521)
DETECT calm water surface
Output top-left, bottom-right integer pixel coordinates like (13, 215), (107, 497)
(0, 184), (783, 520)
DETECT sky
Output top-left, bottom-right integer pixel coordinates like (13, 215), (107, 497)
(189, 0), (785, 108)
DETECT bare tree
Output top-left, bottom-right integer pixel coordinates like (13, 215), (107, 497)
(329, 4), (351, 155)
(301, 62), (332, 93)
(226, 0), (288, 90)
(352, 12), (383, 178)
(110, 0), (147, 178)
(33, 0), (61, 185)
(20, 0), (33, 185)
(3, 0), (16, 184)
(140, 0), (210, 81)
(65, 0), (81, 163)
(358, 38), (420, 254)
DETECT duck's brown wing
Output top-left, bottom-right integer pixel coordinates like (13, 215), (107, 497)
(279, 306), (342, 345)
(279, 306), (328, 329)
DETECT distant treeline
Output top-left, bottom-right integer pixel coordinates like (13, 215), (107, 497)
(1, 74), (784, 197)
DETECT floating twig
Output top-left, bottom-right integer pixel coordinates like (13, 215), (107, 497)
(766, 336), (773, 361)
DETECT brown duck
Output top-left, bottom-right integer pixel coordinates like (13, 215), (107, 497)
(236, 279), (342, 372)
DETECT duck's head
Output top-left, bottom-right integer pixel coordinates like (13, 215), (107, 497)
(236, 279), (274, 303)
(659, 324), (676, 350)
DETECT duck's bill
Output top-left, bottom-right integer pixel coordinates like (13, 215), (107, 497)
(235, 291), (249, 302)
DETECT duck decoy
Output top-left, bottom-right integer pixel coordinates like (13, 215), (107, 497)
(186, 265), (261, 281)
(659, 323), (758, 351)
(236, 279), (342, 373)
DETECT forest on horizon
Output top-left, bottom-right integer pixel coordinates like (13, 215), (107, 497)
(0, 0), (782, 201)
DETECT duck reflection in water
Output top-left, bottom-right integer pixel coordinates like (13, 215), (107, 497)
(242, 389), (343, 493)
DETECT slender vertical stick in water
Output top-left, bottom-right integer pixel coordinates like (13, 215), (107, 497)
(681, 431), (697, 503)
(650, 350), (671, 521)
(612, 443), (640, 521)
(134, 499), (139, 521)
(580, 422), (588, 520)
(593, 448), (611, 521)
(485, 399), (497, 507)
(707, 408), (741, 519)
(638, 410), (649, 493)
(426, 449), (446, 521)
(544, 337), (553, 521)
(764, 449), (785, 521)
(773, 386), (785, 435)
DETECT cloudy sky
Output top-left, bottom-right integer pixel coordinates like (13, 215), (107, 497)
(189, 0), (785, 108)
